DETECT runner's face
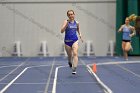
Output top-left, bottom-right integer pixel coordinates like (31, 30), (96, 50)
(125, 18), (130, 25)
(67, 11), (75, 20)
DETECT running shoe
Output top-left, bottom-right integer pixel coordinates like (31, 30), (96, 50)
(72, 67), (76, 75)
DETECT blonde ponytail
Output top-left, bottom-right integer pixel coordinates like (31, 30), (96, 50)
(128, 14), (137, 22)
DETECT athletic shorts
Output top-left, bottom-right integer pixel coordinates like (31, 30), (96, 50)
(65, 40), (78, 47)
(122, 40), (131, 42)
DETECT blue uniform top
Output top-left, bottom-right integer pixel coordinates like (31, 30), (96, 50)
(122, 25), (131, 40)
(65, 20), (78, 42)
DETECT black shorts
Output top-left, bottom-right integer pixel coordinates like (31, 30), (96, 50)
(122, 40), (131, 42)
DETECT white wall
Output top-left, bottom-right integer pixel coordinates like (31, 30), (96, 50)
(0, 0), (116, 56)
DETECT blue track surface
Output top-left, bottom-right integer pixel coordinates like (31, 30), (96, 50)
(0, 56), (139, 93)
(96, 62), (140, 93)
(56, 65), (103, 93)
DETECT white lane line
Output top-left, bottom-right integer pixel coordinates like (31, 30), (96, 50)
(87, 65), (113, 93)
(0, 58), (31, 82)
(88, 60), (140, 77)
(117, 64), (140, 78)
(0, 64), (54, 92)
(0, 58), (31, 93)
(44, 58), (55, 93)
(27, 65), (54, 68)
(0, 65), (20, 69)
(0, 59), (94, 93)
(79, 59), (113, 93)
(52, 66), (68, 93)
(0, 63), (25, 82)
(56, 82), (97, 84)
(0, 67), (29, 93)
(0, 82), (97, 85)
(52, 64), (104, 93)
(88, 61), (140, 66)
(0, 83), (46, 85)
(0, 63), (51, 69)
(27, 64), (84, 68)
